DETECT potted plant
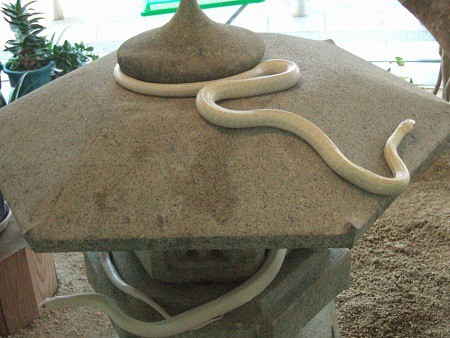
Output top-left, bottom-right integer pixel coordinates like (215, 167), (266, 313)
(51, 39), (98, 79)
(1, 0), (53, 96)
(1, 0), (98, 98)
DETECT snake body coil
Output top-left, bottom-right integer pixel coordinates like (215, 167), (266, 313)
(40, 249), (287, 337)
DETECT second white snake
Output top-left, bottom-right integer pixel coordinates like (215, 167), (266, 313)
(40, 249), (287, 337)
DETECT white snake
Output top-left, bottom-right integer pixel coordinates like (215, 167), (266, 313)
(114, 59), (414, 195)
(39, 59), (415, 337)
(40, 249), (287, 337)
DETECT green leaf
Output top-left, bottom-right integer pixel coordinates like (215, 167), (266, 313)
(0, 92), (7, 108)
(9, 71), (30, 102)
(395, 56), (404, 67)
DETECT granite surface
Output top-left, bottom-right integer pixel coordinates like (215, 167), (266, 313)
(117, 0), (265, 83)
(84, 249), (349, 337)
(0, 34), (448, 252)
(135, 248), (266, 283)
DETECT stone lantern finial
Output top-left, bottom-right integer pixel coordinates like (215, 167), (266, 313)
(117, 0), (265, 84)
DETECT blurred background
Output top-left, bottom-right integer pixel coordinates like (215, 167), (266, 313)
(0, 0), (440, 96)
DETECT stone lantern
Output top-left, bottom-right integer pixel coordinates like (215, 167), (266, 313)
(0, 0), (448, 337)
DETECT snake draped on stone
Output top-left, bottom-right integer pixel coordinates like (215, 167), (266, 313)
(114, 59), (415, 196)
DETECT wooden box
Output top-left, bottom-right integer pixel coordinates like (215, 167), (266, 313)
(0, 218), (57, 336)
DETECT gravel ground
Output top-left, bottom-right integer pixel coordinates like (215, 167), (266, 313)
(10, 146), (449, 337)
(336, 143), (449, 337)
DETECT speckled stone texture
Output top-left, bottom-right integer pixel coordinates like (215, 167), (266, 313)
(84, 249), (349, 337)
(135, 248), (266, 283)
(0, 34), (448, 252)
(117, 0), (265, 83)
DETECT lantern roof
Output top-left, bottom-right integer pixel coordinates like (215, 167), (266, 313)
(0, 34), (448, 252)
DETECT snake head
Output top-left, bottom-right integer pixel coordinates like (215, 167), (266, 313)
(38, 299), (50, 315)
(400, 119), (415, 133)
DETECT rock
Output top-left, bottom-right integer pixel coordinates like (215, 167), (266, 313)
(371, 257), (381, 266)
(117, 0), (265, 83)
(393, 243), (407, 252)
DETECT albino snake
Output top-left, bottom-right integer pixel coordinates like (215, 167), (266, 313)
(40, 249), (287, 337)
(39, 59), (414, 337)
(114, 59), (415, 195)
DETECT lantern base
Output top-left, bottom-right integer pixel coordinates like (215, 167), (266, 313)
(85, 248), (349, 337)
(134, 248), (266, 283)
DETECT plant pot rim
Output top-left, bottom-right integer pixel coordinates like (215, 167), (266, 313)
(0, 202), (12, 234)
(2, 61), (54, 75)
